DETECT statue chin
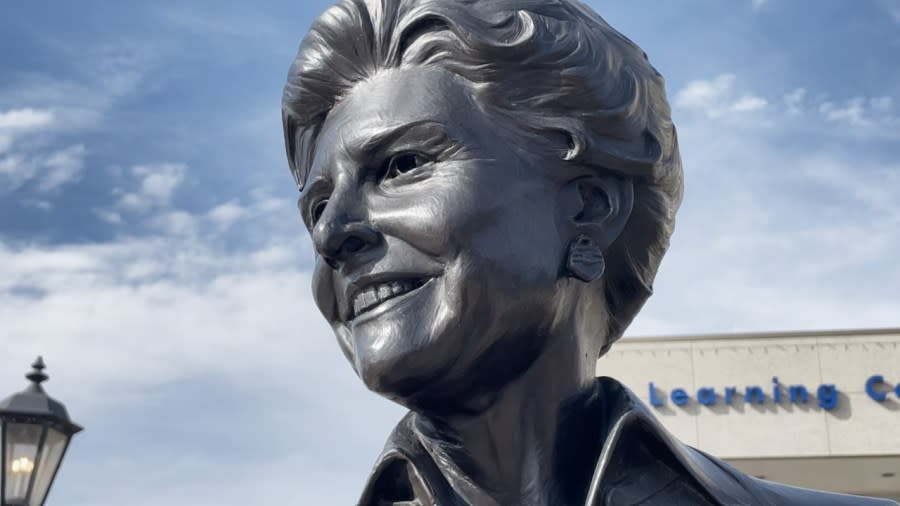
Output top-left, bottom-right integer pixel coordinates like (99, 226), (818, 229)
(352, 317), (547, 416)
(351, 337), (509, 415)
(352, 347), (438, 405)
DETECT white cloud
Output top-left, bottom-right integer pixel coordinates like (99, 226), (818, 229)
(22, 199), (53, 211)
(816, 95), (897, 130)
(136, 163), (185, 203)
(675, 75), (899, 141)
(0, 41), (160, 201)
(674, 74), (768, 120)
(207, 200), (247, 230)
(819, 97), (868, 126)
(89, 43), (157, 98)
(1, 80), (103, 132)
(751, 0), (768, 10)
(149, 209), (197, 236)
(110, 170), (290, 239)
(0, 143), (87, 193)
(1, 185), (314, 396)
(38, 144), (87, 191)
(117, 163), (186, 211)
(93, 208), (123, 225)
(0, 108), (55, 131)
(0, 108), (55, 158)
(730, 95), (768, 112)
(0, 107), (90, 195)
(0, 154), (35, 189)
(783, 88), (807, 115)
(675, 74), (736, 110)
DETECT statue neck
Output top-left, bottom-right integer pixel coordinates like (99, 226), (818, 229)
(415, 328), (602, 505)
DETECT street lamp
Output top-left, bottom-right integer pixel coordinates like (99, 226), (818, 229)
(0, 357), (82, 506)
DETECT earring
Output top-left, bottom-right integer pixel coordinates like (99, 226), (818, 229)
(567, 234), (605, 282)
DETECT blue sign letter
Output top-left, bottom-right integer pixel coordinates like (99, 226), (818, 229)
(817, 384), (838, 410)
(788, 385), (809, 403)
(724, 387), (737, 404)
(866, 375), (887, 401)
(671, 388), (689, 406)
(648, 382), (665, 407)
(697, 387), (717, 406)
(745, 386), (765, 404)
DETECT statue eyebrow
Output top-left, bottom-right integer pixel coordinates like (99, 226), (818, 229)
(349, 119), (456, 159)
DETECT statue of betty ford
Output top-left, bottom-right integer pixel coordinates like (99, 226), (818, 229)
(282, 1), (897, 504)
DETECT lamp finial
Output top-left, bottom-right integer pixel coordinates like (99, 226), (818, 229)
(26, 355), (48, 387)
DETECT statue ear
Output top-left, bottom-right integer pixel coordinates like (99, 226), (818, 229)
(563, 175), (634, 282)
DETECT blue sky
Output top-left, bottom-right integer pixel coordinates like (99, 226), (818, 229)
(1, 0), (898, 504)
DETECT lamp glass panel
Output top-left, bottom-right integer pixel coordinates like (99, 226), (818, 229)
(28, 428), (67, 506)
(4, 423), (42, 503)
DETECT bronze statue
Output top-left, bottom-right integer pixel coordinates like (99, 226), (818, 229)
(281, 1), (897, 504)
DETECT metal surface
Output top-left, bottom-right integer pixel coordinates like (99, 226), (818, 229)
(281, 1), (898, 504)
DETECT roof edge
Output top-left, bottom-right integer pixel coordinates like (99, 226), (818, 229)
(621, 327), (900, 343)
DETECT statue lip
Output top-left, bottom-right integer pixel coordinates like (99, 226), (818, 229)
(344, 272), (438, 321)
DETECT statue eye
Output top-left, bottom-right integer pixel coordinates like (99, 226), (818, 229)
(383, 152), (429, 180)
(310, 199), (328, 224)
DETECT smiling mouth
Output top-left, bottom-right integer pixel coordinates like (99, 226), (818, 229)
(351, 277), (431, 320)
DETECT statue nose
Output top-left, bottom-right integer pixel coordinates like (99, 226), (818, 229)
(312, 214), (380, 269)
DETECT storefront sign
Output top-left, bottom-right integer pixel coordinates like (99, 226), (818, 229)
(648, 374), (898, 410)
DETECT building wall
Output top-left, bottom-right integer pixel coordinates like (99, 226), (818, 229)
(596, 329), (900, 460)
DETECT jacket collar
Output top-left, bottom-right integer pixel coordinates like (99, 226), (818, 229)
(359, 377), (758, 505)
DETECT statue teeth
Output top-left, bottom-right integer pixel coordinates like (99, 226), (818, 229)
(352, 279), (426, 318)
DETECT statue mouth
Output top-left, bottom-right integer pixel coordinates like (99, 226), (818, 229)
(350, 276), (432, 320)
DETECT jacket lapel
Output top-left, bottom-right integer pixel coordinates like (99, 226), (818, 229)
(359, 413), (461, 506)
(585, 377), (760, 506)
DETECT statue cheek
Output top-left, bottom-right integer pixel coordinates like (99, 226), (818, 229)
(312, 258), (339, 322)
(333, 324), (355, 366)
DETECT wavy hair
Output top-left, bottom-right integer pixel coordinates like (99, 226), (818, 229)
(282, 0), (683, 347)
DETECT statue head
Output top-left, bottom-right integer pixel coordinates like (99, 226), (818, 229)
(282, 0), (682, 414)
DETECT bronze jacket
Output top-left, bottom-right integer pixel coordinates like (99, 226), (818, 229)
(359, 377), (898, 506)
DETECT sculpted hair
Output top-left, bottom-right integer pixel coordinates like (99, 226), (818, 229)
(282, 0), (683, 347)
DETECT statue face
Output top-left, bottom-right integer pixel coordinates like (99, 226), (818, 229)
(300, 66), (570, 409)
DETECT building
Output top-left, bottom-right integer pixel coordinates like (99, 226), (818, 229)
(596, 328), (900, 501)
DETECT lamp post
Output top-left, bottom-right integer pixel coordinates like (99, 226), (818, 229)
(0, 357), (82, 506)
